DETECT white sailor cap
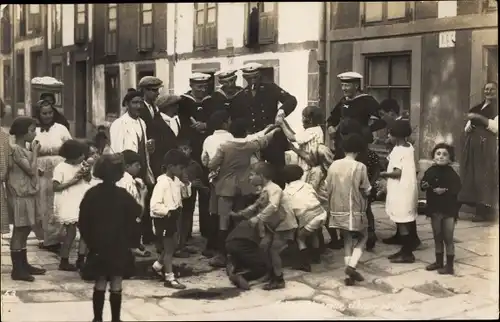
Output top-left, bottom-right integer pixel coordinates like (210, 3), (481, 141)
(189, 72), (211, 84)
(241, 62), (263, 77)
(337, 71), (363, 82)
(215, 69), (238, 82)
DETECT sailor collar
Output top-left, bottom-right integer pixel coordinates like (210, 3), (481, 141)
(216, 88), (242, 100)
(181, 92), (210, 103)
(343, 93), (369, 108)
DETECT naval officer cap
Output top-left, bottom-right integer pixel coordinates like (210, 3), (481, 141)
(337, 72), (363, 83)
(241, 62), (263, 77)
(138, 76), (163, 89)
(189, 72), (211, 84)
(215, 69), (238, 82)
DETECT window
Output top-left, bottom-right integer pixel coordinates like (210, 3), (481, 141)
(246, 2), (278, 45)
(30, 51), (43, 79)
(136, 68), (155, 87)
(105, 4), (118, 55)
(1, 6), (11, 54)
(485, 46), (498, 84)
(364, 54), (412, 145)
(3, 62), (11, 102)
(74, 4), (88, 44)
(362, 2), (412, 25)
(18, 4), (27, 37)
(28, 4), (41, 33)
(483, 0), (498, 12)
(15, 53), (25, 103)
(138, 3), (154, 51)
(51, 63), (63, 107)
(194, 3), (217, 50)
(52, 5), (62, 48)
(104, 71), (120, 116)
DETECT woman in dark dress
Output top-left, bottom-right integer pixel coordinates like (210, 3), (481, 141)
(78, 153), (141, 322)
(458, 81), (499, 222)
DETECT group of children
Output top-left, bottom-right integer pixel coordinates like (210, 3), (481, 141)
(2, 103), (462, 320)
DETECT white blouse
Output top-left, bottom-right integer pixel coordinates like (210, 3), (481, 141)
(149, 174), (191, 218)
(35, 123), (72, 154)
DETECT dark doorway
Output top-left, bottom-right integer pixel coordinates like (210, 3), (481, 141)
(74, 61), (87, 138)
(136, 68), (155, 88)
(486, 46), (498, 84)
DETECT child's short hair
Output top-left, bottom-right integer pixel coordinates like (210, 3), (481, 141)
(122, 150), (141, 166)
(208, 110), (230, 131)
(251, 161), (274, 181)
(303, 105), (324, 126)
(282, 164), (304, 183)
(93, 154), (124, 183)
(431, 142), (455, 162)
(380, 98), (401, 115)
(9, 116), (36, 136)
(229, 118), (249, 138)
(163, 149), (190, 167)
(338, 118), (363, 136)
(341, 133), (366, 154)
(388, 119), (412, 139)
(59, 139), (88, 160)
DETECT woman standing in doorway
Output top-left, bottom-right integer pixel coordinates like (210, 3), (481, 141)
(459, 82), (498, 222)
(33, 99), (72, 253)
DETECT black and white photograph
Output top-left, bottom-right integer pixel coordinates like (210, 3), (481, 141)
(0, 2), (498, 321)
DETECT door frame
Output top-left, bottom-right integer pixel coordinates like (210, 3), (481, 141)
(74, 59), (88, 138)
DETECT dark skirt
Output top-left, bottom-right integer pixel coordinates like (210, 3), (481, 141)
(81, 249), (135, 281)
(458, 127), (499, 209)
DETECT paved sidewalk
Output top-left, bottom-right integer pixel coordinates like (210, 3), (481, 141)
(1, 203), (499, 321)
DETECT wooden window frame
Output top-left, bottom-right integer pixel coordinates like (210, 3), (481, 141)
(245, 2), (278, 45)
(74, 4), (88, 44)
(3, 62), (12, 102)
(138, 3), (154, 52)
(105, 4), (118, 56)
(50, 63), (64, 108)
(361, 2), (414, 26)
(51, 5), (62, 48)
(193, 3), (218, 51)
(104, 69), (120, 117)
(27, 4), (41, 34)
(17, 4), (27, 38)
(482, 0), (498, 12)
(364, 52), (412, 149)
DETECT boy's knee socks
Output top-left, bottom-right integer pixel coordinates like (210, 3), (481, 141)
(92, 289), (105, 321)
(109, 290), (122, 322)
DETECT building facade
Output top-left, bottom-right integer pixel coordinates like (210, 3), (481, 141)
(326, 0), (498, 162)
(91, 2), (325, 132)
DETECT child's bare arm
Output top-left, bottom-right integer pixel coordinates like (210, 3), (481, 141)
(380, 168), (402, 179)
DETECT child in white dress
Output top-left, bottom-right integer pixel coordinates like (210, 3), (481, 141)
(325, 133), (372, 285)
(380, 120), (418, 264)
(53, 140), (92, 271)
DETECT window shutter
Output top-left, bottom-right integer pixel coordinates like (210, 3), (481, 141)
(205, 23), (217, 48)
(1, 15), (11, 54)
(194, 25), (204, 49)
(258, 12), (276, 44)
(139, 25), (153, 51)
(106, 32), (117, 55)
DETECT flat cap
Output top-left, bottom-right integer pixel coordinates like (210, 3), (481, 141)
(337, 71), (363, 82)
(138, 76), (163, 89)
(189, 72), (211, 84)
(156, 94), (182, 109)
(241, 62), (263, 77)
(215, 69), (238, 82)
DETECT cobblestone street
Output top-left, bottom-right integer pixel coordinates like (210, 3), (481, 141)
(1, 203), (499, 321)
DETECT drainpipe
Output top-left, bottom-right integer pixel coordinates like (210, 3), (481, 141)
(318, 2), (328, 132)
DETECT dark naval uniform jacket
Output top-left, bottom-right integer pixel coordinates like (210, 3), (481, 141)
(209, 87), (244, 111)
(327, 94), (384, 144)
(178, 91), (214, 165)
(231, 82), (297, 168)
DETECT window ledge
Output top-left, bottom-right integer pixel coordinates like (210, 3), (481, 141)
(362, 17), (412, 27)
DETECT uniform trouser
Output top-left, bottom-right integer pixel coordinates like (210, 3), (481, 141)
(179, 187), (211, 247)
(226, 238), (269, 281)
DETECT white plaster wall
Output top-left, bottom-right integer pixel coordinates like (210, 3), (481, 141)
(166, 3), (176, 55)
(217, 2), (246, 50)
(155, 58), (170, 95)
(92, 65), (105, 125)
(47, 4), (52, 49)
(176, 4), (195, 54)
(88, 4), (93, 41)
(62, 4), (75, 47)
(119, 62), (137, 115)
(438, 0), (457, 18)
(277, 2), (321, 44)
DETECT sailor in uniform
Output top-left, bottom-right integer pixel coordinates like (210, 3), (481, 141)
(210, 69), (243, 112)
(327, 72), (385, 147)
(231, 62), (298, 188)
(177, 72), (214, 247)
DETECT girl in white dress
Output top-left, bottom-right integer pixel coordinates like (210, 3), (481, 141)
(33, 101), (72, 252)
(380, 120), (418, 264)
(53, 140), (92, 271)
